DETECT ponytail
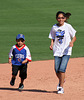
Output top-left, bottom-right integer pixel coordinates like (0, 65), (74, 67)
(65, 13), (71, 20)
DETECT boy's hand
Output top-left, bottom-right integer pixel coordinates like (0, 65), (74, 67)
(22, 59), (28, 64)
(9, 59), (11, 64)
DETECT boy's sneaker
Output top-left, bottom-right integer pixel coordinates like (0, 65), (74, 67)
(18, 83), (24, 90)
(57, 87), (64, 94)
(10, 78), (15, 86)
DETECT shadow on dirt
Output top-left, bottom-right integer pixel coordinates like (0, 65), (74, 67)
(0, 87), (57, 93)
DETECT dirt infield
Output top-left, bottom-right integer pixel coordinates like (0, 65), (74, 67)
(0, 57), (84, 100)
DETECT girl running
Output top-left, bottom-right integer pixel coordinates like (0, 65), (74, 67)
(49, 11), (76, 94)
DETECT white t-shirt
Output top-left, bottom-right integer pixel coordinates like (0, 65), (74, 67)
(49, 22), (76, 57)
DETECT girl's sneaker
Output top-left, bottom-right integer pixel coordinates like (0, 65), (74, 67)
(57, 87), (64, 94)
(18, 83), (24, 90)
(57, 83), (60, 90)
(57, 80), (65, 90)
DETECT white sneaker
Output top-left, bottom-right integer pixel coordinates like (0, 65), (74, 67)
(57, 87), (64, 94)
(57, 83), (60, 90)
(57, 80), (65, 91)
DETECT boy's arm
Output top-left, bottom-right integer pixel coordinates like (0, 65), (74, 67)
(22, 46), (32, 64)
(22, 59), (28, 64)
(8, 58), (12, 64)
(8, 46), (13, 64)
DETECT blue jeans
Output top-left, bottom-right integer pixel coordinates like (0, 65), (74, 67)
(54, 55), (70, 73)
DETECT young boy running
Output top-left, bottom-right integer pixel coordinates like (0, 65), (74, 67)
(9, 34), (32, 89)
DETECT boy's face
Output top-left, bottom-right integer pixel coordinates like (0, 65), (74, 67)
(16, 38), (25, 47)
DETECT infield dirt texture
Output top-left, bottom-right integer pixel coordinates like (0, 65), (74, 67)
(0, 58), (84, 100)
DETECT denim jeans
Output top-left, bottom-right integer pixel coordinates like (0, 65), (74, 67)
(54, 55), (70, 73)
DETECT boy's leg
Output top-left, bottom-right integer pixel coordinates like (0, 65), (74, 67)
(10, 77), (16, 86)
(18, 79), (24, 89)
(21, 78), (24, 84)
(10, 65), (19, 86)
(18, 64), (27, 89)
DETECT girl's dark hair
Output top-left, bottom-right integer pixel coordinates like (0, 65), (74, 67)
(56, 11), (71, 22)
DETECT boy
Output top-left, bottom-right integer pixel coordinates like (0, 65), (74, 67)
(9, 34), (32, 89)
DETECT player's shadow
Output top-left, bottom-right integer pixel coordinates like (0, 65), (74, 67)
(0, 87), (57, 94)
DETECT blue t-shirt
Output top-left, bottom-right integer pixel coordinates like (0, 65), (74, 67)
(9, 44), (32, 66)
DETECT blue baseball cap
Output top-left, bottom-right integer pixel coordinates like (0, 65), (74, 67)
(16, 34), (25, 40)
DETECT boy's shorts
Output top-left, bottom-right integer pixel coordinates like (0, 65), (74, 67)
(54, 55), (70, 73)
(12, 64), (27, 79)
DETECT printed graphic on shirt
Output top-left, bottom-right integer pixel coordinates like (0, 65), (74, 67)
(18, 58), (22, 62)
(15, 54), (24, 62)
(15, 54), (24, 59)
(56, 29), (65, 44)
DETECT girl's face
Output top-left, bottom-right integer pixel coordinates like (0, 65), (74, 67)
(56, 14), (66, 26)
(16, 38), (25, 47)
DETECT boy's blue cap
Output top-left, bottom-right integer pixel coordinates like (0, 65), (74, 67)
(16, 34), (25, 40)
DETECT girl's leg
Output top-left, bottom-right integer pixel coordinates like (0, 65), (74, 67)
(55, 55), (70, 94)
(54, 56), (61, 75)
(59, 72), (65, 87)
(58, 55), (70, 87)
(54, 56), (62, 88)
(57, 72), (65, 94)
(56, 72), (65, 92)
(56, 72), (61, 83)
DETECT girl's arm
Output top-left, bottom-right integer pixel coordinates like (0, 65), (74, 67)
(69, 36), (76, 47)
(50, 39), (54, 50)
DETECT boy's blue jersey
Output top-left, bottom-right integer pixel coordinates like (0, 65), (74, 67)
(9, 44), (32, 66)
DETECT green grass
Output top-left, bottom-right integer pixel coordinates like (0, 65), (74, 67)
(0, 0), (84, 63)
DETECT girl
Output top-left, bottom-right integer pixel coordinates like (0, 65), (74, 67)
(49, 11), (76, 94)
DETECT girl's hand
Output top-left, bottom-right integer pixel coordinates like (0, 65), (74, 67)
(50, 45), (53, 50)
(22, 59), (28, 64)
(69, 36), (76, 47)
(50, 39), (54, 50)
(69, 42), (73, 47)
(9, 59), (11, 64)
